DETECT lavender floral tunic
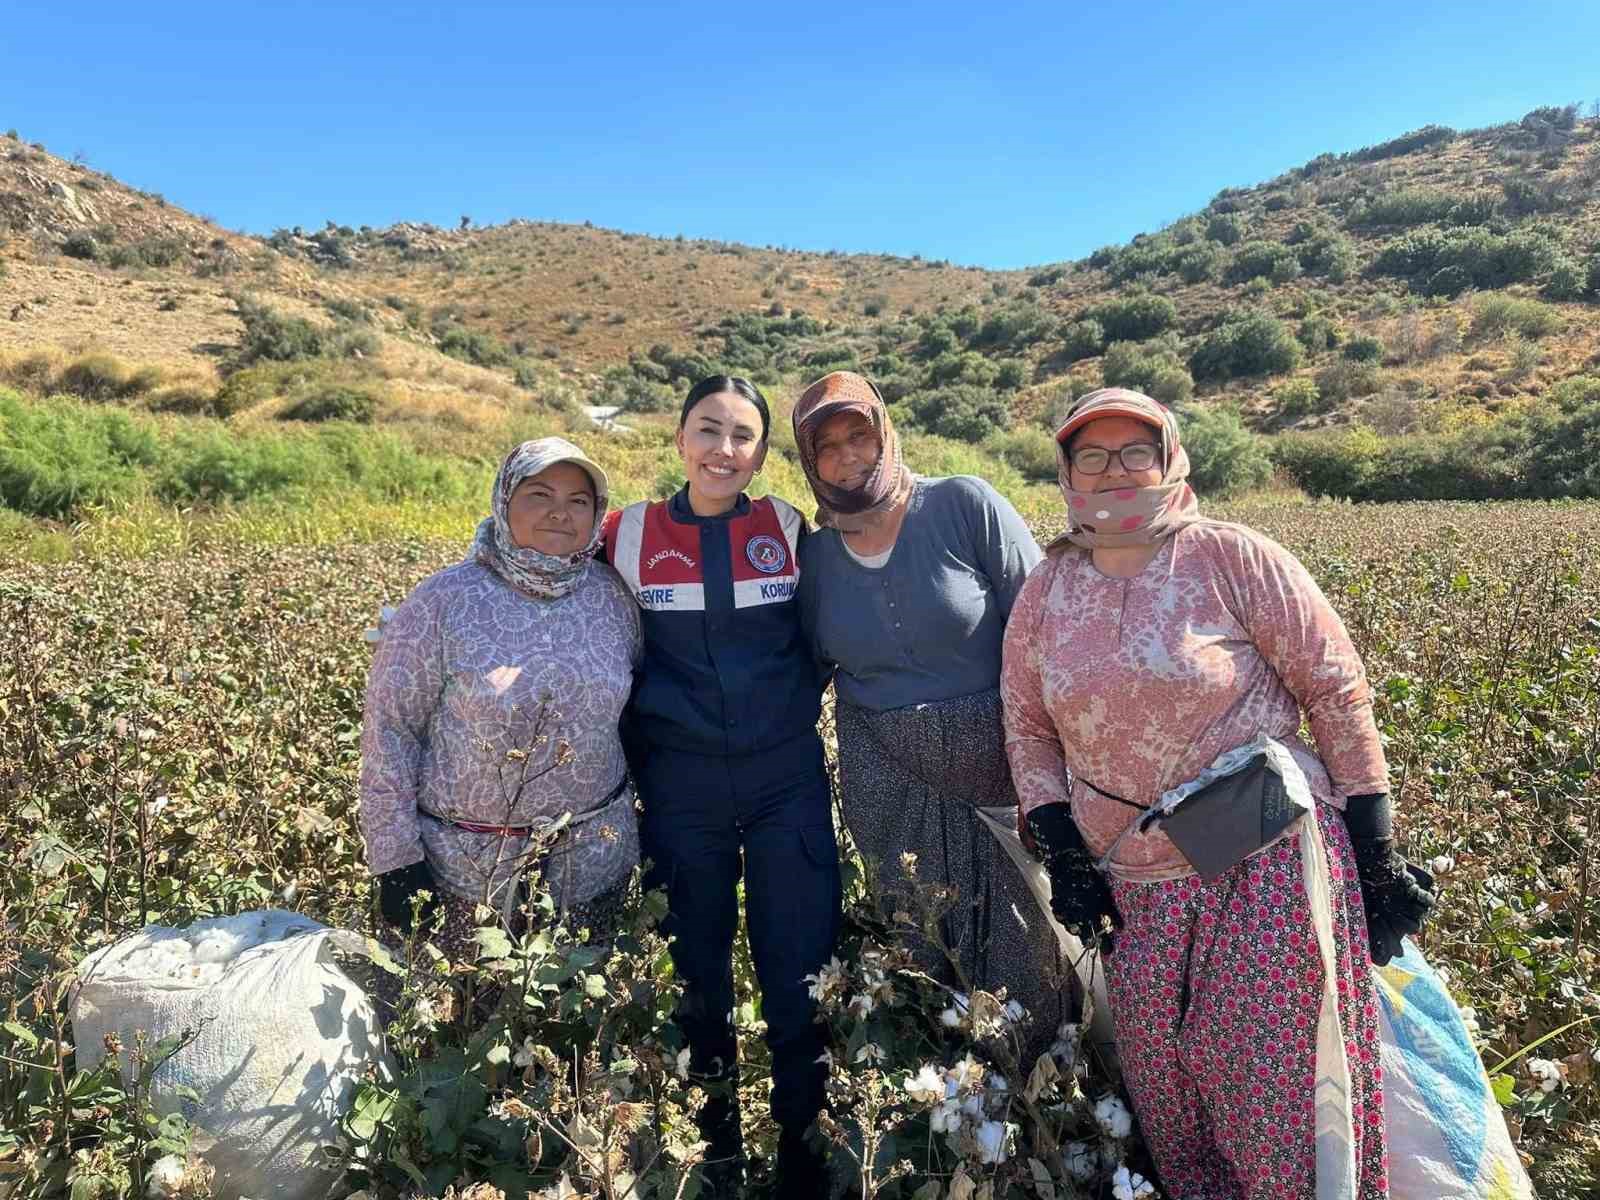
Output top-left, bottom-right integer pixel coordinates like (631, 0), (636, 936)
(360, 559), (643, 907)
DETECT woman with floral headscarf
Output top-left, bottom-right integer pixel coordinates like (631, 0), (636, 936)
(791, 371), (1072, 1065)
(1001, 388), (1434, 1199)
(360, 436), (643, 964)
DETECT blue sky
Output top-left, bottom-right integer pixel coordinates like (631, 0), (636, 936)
(3, 1), (1596, 268)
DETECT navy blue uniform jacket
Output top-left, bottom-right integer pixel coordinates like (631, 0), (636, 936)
(603, 487), (824, 760)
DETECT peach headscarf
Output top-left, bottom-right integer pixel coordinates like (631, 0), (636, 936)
(792, 371), (915, 532)
(1051, 388), (1200, 551)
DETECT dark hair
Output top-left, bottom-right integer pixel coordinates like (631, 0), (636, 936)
(679, 375), (771, 442)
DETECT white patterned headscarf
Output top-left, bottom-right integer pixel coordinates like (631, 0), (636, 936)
(469, 437), (609, 600)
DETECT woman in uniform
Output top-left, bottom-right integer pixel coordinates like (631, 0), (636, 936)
(604, 375), (839, 1197)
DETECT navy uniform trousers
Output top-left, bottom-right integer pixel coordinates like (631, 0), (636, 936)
(635, 731), (841, 1157)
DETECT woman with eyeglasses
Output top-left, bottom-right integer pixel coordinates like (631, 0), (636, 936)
(791, 371), (1072, 1067)
(1001, 388), (1433, 1199)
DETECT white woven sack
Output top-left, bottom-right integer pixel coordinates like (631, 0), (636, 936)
(71, 910), (392, 1200)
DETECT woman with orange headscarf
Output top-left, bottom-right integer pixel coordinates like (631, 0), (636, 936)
(1001, 388), (1434, 1199)
(792, 371), (1070, 1064)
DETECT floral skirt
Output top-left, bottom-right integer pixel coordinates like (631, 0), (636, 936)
(837, 688), (1073, 1066)
(1103, 803), (1388, 1200)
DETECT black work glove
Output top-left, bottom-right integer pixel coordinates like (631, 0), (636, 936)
(1340, 793), (1435, 966)
(1025, 803), (1120, 941)
(377, 859), (443, 933)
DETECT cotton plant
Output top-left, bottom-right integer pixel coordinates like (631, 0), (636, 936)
(806, 863), (1160, 1199)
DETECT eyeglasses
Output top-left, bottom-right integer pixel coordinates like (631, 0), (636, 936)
(1069, 442), (1160, 475)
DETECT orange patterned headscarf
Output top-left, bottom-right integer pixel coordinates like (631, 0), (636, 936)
(792, 371), (915, 532)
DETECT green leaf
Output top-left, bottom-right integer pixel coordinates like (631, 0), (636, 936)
(474, 926), (513, 960)
(2, 1021), (40, 1050)
(1490, 1072), (1517, 1106)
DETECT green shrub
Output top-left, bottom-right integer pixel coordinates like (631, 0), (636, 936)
(1348, 124), (1457, 162)
(972, 302), (1052, 352)
(1058, 319), (1105, 363)
(1341, 335), (1383, 363)
(1313, 359), (1382, 402)
(434, 322), (511, 367)
(1295, 230), (1357, 282)
(1107, 238), (1177, 282)
(927, 350), (998, 389)
(280, 385), (378, 423)
(1173, 242), (1225, 283)
(1083, 294), (1177, 342)
(1543, 258), (1586, 301)
(994, 359), (1027, 391)
(61, 232), (100, 261)
(1297, 315), (1340, 353)
(1102, 338), (1194, 405)
(107, 237), (187, 269)
(907, 384), (1011, 442)
(234, 297), (330, 364)
(1372, 226), (1559, 291)
(599, 365), (676, 414)
(1189, 310), (1301, 381)
(1206, 213), (1244, 245)
(0, 388), (161, 516)
(1268, 427), (1385, 496)
(1348, 188), (1494, 229)
(1469, 294), (1563, 341)
(1178, 404), (1273, 497)
(146, 385), (217, 416)
(1274, 377), (1322, 419)
(56, 354), (162, 402)
(1586, 255), (1600, 299)
(983, 426), (1057, 481)
(1225, 240), (1300, 286)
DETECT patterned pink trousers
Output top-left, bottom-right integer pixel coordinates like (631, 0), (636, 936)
(1104, 804), (1388, 1200)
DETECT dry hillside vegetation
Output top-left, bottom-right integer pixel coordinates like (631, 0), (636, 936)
(2, 108), (1600, 507)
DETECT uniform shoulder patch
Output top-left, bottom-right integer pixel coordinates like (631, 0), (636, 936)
(745, 533), (788, 574)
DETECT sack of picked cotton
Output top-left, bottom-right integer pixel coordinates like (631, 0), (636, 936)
(70, 909), (394, 1200)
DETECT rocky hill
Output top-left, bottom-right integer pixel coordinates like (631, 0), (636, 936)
(3, 106), (1598, 473)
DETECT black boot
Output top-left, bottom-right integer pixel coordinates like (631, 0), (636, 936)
(774, 1125), (828, 1200)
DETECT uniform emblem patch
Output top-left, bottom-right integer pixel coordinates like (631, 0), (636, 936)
(746, 534), (787, 574)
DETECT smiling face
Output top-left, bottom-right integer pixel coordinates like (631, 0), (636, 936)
(1065, 415), (1164, 493)
(812, 409), (883, 490)
(675, 389), (768, 515)
(505, 461), (597, 555)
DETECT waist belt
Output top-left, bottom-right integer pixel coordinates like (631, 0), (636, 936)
(431, 776), (629, 836)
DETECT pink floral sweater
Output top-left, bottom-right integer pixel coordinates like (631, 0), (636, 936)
(1000, 520), (1389, 882)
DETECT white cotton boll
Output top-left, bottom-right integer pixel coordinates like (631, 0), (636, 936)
(960, 1094), (984, 1119)
(904, 1064), (945, 1104)
(1429, 854), (1455, 875)
(940, 1006), (963, 1028)
(1094, 1095), (1133, 1140)
(986, 1072), (1009, 1094)
(145, 1155), (187, 1198)
(930, 1099), (962, 1134)
(1063, 1141), (1097, 1182)
(1527, 1057), (1564, 1094)
(973, 1120), (1014, 1165)
(1002, 999), (1025, 1025)
(1112, 1164), (1155, 1199)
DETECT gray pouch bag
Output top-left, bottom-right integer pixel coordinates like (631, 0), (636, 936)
(1136, 751), (1305, 882)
